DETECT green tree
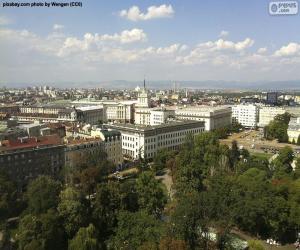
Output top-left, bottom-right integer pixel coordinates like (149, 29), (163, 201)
(68, 224), (100, 250)
(230, 140), (240, 170)
(152, 149), (176, 174)
(264, 113), (291, 143)
(169, 194), (205, 249)
(0, 171), (17, 221)
(119, 180), (139, 212)
(92, 182), (121, 239)
(297, 135), (300, 145)
(58, 187), (88, 237)
(75, 167), (100, 197)
(136, 171), (167, 217)
(234, 168), (272, 237)
(112, 211), (162, 250)
(26, 176), (61, 214)
(17, 209), (65, 250)
(272, 146), (294, 177)
(274, 112), (291, 125)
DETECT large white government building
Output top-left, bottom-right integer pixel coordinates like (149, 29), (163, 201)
(174, 106), (232, 131)
(72, 99), (136, 124)
(107, 120), (205, 160)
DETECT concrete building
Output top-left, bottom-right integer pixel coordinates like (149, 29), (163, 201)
(19, 105), (65, 115)
(287, 117), (300, 143)
(107, 120), (205, 160)
(232, 104), (259, 128)
(175, 106), (232, 131)
(16, 105), (105, 125)
(258, 106), (285, 127)
(64, 137), (104, 168)
(18, 120), (47, 137)
(266, 92), (279, 105)
(76, 106), (105, 125)
(93, 128), (123, 166)
(150, 109), (175, 126)
(105, 101), (135, 123)
(0, 135), (65, 188)
(65, 128), (123, 168)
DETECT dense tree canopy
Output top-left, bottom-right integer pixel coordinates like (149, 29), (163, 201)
(111, 211), (162, 250)
(58, 187), (88, 237)
(26, 176), (61, 214)
(2, 130), (300, 249)
(68, 224), (100, 250)
(0, 171), (18, 221)
(136, 171), (167, 217)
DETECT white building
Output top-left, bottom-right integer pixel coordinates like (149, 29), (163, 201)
(150, 109), (175, 126)
(175, 106), (232, 131)
(258, 106), (285, 127)
(107, 120), (205, 160)
(72, 99), (136, 124)
(232, 104), (259, 128)
(287, 117), (300, 143)
(103, 101), (135, 123)
(135, 81), (152, 125)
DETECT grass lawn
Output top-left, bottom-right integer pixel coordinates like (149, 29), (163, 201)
(251, 152), (273, 160)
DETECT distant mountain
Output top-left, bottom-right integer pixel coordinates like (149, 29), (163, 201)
(1, 80), (300, 90)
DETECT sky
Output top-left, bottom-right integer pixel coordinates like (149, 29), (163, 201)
(1, 0), (300, 85)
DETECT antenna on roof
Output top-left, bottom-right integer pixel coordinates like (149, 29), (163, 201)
(143, 75), (146, 89)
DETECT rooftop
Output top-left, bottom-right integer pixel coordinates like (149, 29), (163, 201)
(107, 120), (204, 132)
(64, 137), (102, 145)
(0, 135), (62, 152)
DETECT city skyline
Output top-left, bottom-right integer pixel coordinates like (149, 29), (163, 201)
(1, 1), (300, 84)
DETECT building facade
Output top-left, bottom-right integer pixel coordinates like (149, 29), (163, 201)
(107, 120), (205, 160)
(287, 117), (300, 143)
(232, 104), (258, 128)
(0, 135), (65, 188)
(175, 106), (232, 131)
(258, 106), (285, 127)
(105, 102), (135, 123)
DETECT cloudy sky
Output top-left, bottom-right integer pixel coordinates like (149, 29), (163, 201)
(1, 0), (300, 84)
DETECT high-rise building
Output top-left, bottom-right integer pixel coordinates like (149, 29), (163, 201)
(232, 104), (259, 128)
(266, 92), (279, 105)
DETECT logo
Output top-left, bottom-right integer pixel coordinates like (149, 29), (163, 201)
(269, 1), (298, 15)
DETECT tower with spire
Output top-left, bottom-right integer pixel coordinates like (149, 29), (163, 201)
(137, 78), (150, 108)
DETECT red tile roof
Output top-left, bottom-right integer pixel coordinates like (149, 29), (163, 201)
(0, 135), (62, 151)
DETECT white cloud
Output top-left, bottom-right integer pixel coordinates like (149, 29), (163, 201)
(2, 26), (300, 82)
(57, 28), (147, 57)
(0, 16), (12, 25)
(274, 42), (300, 57)
(257, 47), (267, 54)
(100, 28), (147, 43)
(219, 30), (229, 37)
(119, 4), (174, 21)
(176, 38), (255, 66)
(53, 24), (64, 30)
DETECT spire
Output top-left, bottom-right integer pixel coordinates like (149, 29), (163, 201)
(143, 76), (146, 89)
